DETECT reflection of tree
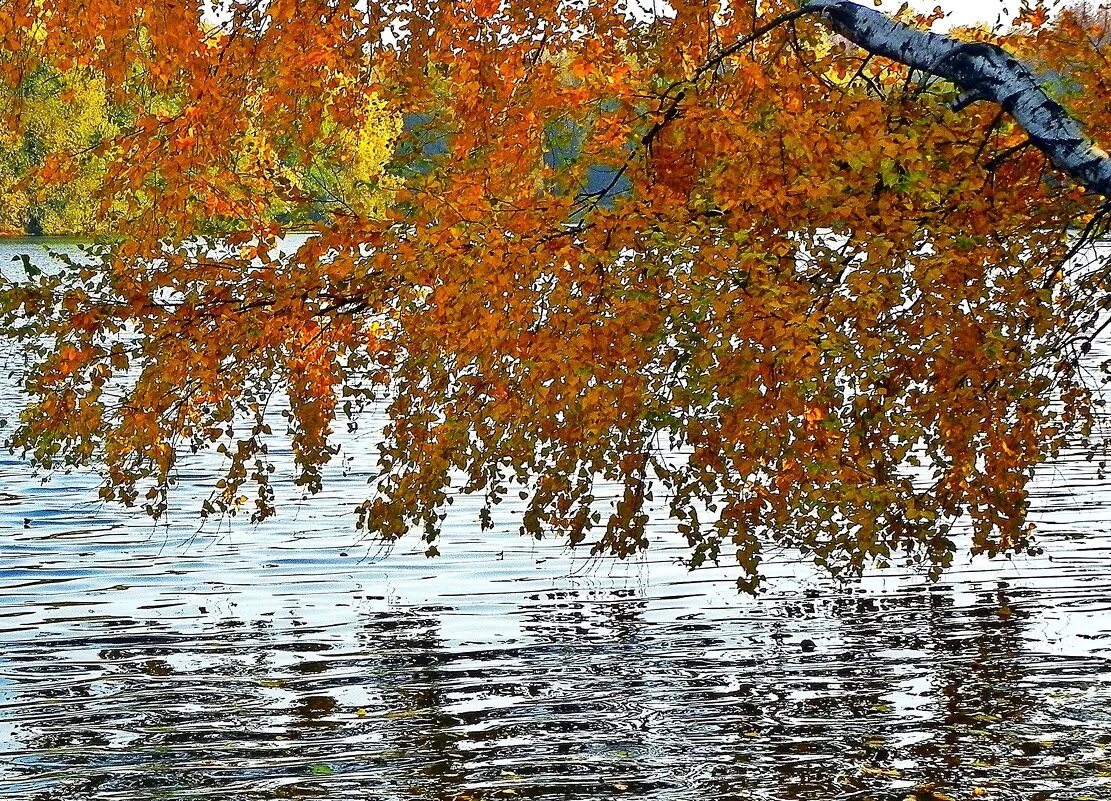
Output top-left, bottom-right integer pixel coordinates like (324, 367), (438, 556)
(912, 581), (1043, 795)
(7, 616), (353, 800)
(680, 580), (1063, 801)
(352, 607), (469, 799)
(682, 591), (918, 800)
(348, 590), (665, 799)
(511, 589), (654, 793)
(5, 579), (1108, 801)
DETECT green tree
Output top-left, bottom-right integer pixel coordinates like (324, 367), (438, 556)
(0, 66), (118, 235)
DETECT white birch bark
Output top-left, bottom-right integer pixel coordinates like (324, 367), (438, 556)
(806, 0), (1111, 199)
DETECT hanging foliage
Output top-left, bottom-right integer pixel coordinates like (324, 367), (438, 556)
(3, 0), (1111, 589)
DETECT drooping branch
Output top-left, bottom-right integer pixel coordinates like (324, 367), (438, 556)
(806, 0), (1111, 199)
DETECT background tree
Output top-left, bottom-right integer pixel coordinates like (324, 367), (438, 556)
(0, 28), (399, 235)
(0, 65), (119, 235)
(3, 0), (1111, 590)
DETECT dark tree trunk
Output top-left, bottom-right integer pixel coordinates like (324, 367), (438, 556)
(808, 0), (1111, 200)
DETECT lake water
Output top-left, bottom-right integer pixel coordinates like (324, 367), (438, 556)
(1, 239), (1109, 800)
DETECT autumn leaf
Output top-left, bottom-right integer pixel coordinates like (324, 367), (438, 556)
(473, 0), (499, 18)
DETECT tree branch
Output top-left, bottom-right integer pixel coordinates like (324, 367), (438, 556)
(807, 0), (1111, 199)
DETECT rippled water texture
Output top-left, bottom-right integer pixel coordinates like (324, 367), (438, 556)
(1, 240), (1110, 800)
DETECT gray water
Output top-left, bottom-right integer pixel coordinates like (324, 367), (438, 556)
(1, 239), (1110, 801)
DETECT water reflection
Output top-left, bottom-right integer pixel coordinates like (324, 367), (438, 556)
(6, 585), (1109, 800)
(6, 582), (1102, 799)
(1, 240), (1111, 800)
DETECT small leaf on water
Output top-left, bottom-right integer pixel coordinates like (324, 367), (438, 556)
(861, 767), (901, 778)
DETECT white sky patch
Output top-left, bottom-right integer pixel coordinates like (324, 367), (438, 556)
(879, 0), (1080, 30)
(198, 0), (1083, 33)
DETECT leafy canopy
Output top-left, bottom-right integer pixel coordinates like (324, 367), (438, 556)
(2, 0), (1110, 589)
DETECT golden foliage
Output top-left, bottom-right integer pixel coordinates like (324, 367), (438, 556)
(0, 69), (118, 234)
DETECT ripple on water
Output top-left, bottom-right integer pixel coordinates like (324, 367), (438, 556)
(0, 239), (1110, 800)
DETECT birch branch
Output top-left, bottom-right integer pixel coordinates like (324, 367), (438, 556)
(806, 0), (1111, 199)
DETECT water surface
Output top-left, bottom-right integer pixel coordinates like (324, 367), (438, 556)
(1, 239), (1109, 801)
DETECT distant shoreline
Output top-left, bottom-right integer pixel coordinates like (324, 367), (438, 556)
(0, 231), (320, 245)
